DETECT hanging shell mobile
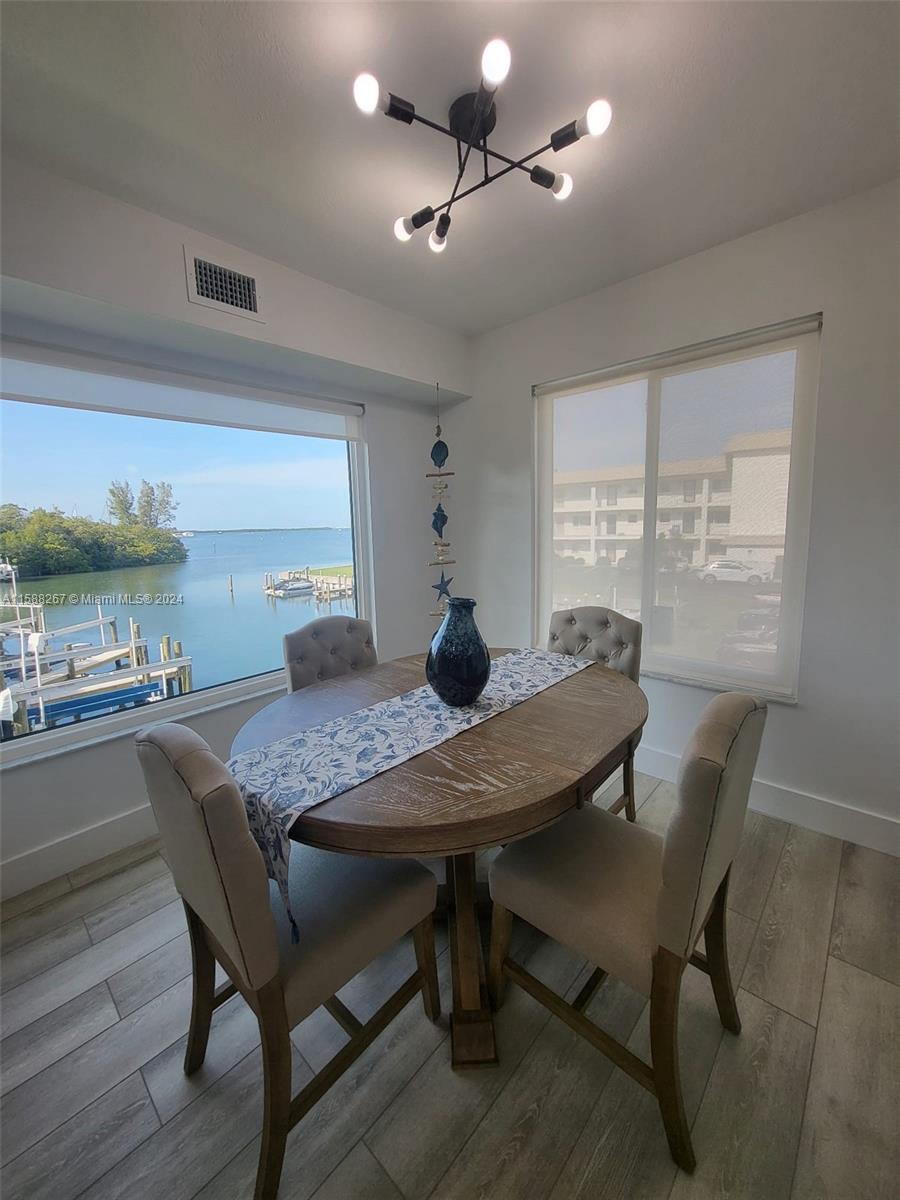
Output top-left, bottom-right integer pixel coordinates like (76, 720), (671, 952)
(428, 384), (455, 616)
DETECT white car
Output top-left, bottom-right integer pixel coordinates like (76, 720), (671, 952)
(694, 559), (768, 584)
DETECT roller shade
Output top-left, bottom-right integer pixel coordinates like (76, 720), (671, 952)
(0, 340), (363, 440)
(533, 314), (823, 401)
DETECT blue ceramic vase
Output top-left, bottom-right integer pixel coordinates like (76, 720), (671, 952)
(426, 597), (491, 707)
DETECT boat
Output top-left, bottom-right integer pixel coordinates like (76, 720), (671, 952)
(0, 561), (16, 583)
(271, 578), (315, 596)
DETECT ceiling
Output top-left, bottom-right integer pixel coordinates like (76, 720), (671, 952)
(2, 2), (897, 336)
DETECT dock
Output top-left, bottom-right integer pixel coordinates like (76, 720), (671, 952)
(263, 568), (354, 601)
(0, 593), (192, 738)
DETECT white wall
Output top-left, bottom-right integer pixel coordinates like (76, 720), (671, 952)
(1, 158), (471, 399)
(0, 162), (459, 896)
(446, 181), (899, 853)
(0, 690), (280, 897)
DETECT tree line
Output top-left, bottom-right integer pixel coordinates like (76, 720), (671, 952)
(0, 480), (187, 579)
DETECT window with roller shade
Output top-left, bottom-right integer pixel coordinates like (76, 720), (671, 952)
(535, 318), (820, 698)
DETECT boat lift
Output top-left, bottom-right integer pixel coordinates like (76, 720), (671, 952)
(0, 594), (193, 738)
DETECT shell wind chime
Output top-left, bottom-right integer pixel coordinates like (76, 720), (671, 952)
(428, 384), (455, 617)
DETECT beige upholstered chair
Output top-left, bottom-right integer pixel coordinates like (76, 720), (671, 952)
(283, 616), (377, 693)
(487, 692), (767, 1173)
(549, 606), (643, 819)
(135, 723), (438, 1200)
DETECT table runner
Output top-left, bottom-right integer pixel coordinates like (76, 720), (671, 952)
(228, 646), (592, 938)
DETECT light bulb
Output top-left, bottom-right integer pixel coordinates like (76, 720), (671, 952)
(428, 230), (447, 254)
(481, 38), (511, 87)
(552, 172), (573, 201)
(394, 217), (414, 242)
(353, 73), (381, 114)
(584, 98), (612, 136)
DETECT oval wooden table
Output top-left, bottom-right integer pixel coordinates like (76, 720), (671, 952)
(232, 650), (648, 1068)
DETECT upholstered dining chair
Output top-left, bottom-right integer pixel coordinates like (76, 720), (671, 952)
(135, 723), (439, 1200)
(283, 616), (377, 693)
(487, 692), (766, 1174)
(548, 606), (643, 819)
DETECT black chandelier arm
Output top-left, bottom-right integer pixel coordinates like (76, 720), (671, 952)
(407, 109), (557, 215)
(410, 110), (554, 180)
(481, 139), (554, 174)
(433, 162), (517, 212)
(445, 85), (494, 213)
(430, 139), (554, 214)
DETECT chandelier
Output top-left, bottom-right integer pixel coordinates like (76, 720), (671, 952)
(353, 39), (612, 254)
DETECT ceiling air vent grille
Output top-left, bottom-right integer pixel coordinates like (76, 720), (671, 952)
(193, 257), (258, 314)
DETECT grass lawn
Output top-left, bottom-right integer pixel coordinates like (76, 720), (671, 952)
(311, 563), (353, 577)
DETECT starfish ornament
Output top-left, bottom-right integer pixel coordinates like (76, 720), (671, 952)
(432, 571), (453, 600)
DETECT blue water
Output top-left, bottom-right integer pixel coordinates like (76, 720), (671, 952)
(4, 529), (356, 693)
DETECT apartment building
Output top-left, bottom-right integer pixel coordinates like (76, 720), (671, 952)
(553, 429), (791, 573)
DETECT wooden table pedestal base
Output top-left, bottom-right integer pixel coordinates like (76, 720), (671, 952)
(446, 853), (498, 1068)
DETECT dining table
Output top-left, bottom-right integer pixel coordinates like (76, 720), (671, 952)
(230, 648), (649, 1068)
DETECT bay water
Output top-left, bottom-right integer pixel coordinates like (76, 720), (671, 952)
(4, 529), (355, 693)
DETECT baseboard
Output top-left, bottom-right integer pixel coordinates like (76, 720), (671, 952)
(635, 745), (899, 856)
(0, 802), (159, 900)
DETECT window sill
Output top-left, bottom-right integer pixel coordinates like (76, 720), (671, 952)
(0, 671), (287, 770)
(640, 667), (798, 705)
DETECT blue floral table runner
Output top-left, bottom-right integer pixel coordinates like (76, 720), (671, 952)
(227, 646), (592, 938)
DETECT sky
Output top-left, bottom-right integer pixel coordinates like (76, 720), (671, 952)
(0, 399), (352, 529)
(553, 349), (796, 471)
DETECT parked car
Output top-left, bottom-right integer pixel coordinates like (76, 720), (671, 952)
(692, 559), (769, 584)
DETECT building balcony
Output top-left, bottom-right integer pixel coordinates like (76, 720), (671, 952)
(553, 498), (593, 512)
(656, 494), (703, 509)
(554, 524), (593, 538)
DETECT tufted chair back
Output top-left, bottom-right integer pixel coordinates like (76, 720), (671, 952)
(135, 723), (279, 992)
(283, 616), (378, 692)
(548, 607), (642, 682)
(657, 693), (767, 959)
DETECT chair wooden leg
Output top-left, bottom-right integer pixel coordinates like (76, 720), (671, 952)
(255, 978), (292, 1200)
(650, 947), (696, 1173)
(623, 752), (637, 822)
(704, 871), (741, 1034)
(183, 901), (216, 1075)
(413, 915), (441, 1022)
(488, 902), (513, 1010)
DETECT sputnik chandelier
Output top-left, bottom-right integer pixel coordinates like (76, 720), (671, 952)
(353, 38), (612, 254)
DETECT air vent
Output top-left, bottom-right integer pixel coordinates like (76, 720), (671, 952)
(194, 257), (258, 313)
(183, 245), (265, 323)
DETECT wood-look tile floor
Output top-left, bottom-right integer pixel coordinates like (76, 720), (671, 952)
(1, 776), (897, 1200)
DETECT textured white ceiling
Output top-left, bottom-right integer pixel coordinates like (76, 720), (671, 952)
(2, 2), (897, 335)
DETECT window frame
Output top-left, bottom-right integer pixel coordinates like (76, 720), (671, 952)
(535, 319), (821, 702)
(0, 342), (373, 766)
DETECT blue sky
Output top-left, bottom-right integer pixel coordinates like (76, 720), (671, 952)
(0, 400), (352, 528)
(554, 350), (796, 471)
